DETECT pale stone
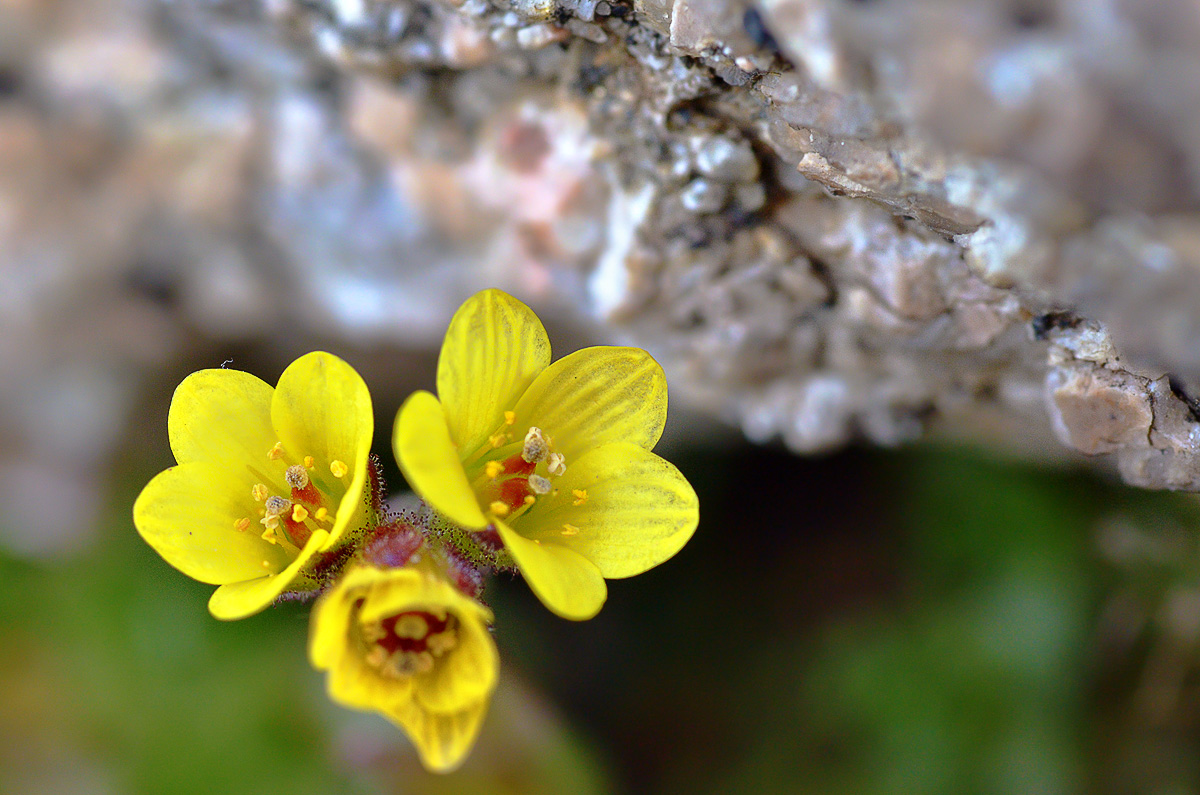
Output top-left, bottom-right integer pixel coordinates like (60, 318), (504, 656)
(1047, 366), (1153, 456)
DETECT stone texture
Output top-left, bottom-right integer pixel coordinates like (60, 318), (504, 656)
(1047, 366), (1153, 456)
(6, 0), (1200, 549)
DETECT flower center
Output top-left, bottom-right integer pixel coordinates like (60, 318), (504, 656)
(475, 424), (571, 522)
(233, 441), (351, 559)
(362, 609), (459, 678)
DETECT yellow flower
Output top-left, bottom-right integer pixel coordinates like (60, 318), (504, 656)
(393, 289), (699, 620)
(309, 562), (498, 773)
(133, 352), (374, 620)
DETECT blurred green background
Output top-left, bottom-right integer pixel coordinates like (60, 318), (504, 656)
(6, 384), (1200, 794)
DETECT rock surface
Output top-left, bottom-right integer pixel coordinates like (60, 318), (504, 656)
(5, 0), (1200, 552)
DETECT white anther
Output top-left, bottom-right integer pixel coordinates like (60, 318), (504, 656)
(522, 426), (549, 463)
(284, 464), (309, 490)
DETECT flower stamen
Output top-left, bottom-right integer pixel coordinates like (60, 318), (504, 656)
(572, 489), (588, 506)
(264, 495), (292, 518)
(361, 611), (460, 680)
(267, 442), (285, 460)
(260, 521), (302, 555)
(330, 460), (348, 478)
(257, 494), (306, 550)
(498, 478), (533, 511)
(285, 465), (309, 490)
(362, 620), (386, 644)
(286, 460), (324, 506)
(394, 613), (428, 639)
(251, 483), (269, 502)
(426, 630), (458, 655)
(521, 427), (548, 463)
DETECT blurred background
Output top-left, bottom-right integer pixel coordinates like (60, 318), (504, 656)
(7, 0), (1200, 792)
(10, 399), (1200, 794)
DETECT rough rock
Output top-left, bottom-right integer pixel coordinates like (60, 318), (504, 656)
(6, 0), (1200, 552)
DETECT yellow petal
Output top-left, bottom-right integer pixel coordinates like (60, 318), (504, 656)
(308, 565), (496, 772)
(309, 565), (381, 669)
(168, 369), (275, 466)
(354, 567), (493, 626)
(387, 697), (491, 773)
(335, 643), (419, 710)
(271, 352), (373, 547)
(393, 391), (488, 528)
(511, 346), (667, 461)
(324, 643), (418, 721)
(332, 660), (416, 716)
(207, 529), (329, 620)
(308, 611), (346, 672)
(519, 443), (698, 579)
(416, 600), (498, 713)
(495, 520), (607, 620)
(133, 462), (290, 585)
(310, 567), (419, 706)
(437, 289), (551, 459)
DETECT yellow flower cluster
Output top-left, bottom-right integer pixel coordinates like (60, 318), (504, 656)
(133, 289), (699, 772)
(394, 289), (699, 620)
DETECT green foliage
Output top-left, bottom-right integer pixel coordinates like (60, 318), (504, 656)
(801, 450), (1093, 795)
